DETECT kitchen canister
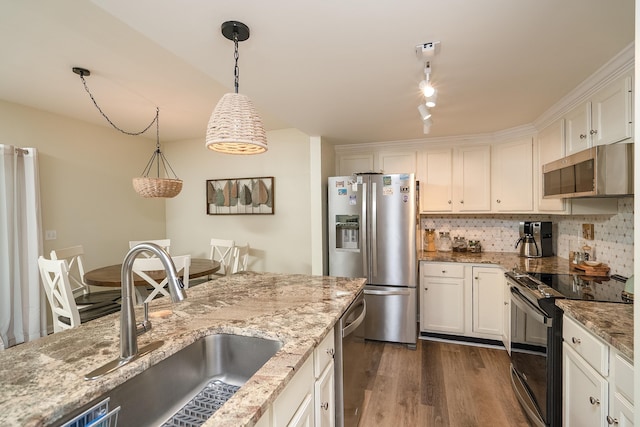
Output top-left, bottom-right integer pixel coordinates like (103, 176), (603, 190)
(437, 231), (452, 252)
(424, 228), (437, 252)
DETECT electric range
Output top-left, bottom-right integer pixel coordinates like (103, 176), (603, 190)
(504, 270), (631, 427)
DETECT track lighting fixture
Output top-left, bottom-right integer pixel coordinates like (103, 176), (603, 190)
(415, 43), (440, 133)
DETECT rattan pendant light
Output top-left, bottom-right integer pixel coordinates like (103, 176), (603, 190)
(72, 67), (182, 198)
(205, 21), (268, 154)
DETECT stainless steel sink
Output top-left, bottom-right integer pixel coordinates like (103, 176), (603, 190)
(58, 334), (283, 427)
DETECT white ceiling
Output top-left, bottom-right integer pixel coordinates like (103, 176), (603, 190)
(0, 1), (634, 145)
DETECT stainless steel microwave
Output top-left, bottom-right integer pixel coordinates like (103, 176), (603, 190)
(542, 142), (634, 198)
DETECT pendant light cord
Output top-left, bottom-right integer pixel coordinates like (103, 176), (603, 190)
(78, 72), (158, 136)
(234, 31), (240, 94)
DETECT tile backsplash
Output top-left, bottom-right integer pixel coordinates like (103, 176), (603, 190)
(420, 197), (634, 277)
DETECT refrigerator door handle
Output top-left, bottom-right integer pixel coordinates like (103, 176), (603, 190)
(364, 289), (412, 296)
(361, 182), (368, 277)
(371, 182), (377, 278)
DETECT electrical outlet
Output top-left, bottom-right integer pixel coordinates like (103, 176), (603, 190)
(582, 224), (594, 240)
(45, 230), (57, 240)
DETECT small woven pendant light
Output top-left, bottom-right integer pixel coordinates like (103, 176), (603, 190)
(205, 21), (268, 155)
(132, 108), (183, 198)
(72, 67), (182, 198)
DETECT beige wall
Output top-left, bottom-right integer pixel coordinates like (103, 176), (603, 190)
(0, 100), (166, 269)
(164, 128), (314, 274)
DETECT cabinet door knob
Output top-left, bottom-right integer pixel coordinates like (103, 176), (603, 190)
(571, 337), (581, 344)
(606, 415), (619, 425)
(441, 270), (446, 274)
(326, 348), (335, 357)
(504, 301), (508, 305)
(590, 129), (598, 135)
(460, 200), (464, 204)
(321, 402), (329, 411)
(474, 277), (479, 280)
(447, 200), (452, 204)
(589, 396), (600, 405)
(579, 134), (587, 139)
(496, 199), (501, 203)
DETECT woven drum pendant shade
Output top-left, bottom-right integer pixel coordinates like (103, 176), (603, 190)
(205, 93), (268, 154)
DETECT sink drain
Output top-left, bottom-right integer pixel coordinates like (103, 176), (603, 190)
(162, 379), (241, 427)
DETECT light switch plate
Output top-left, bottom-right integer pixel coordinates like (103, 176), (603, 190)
(582, 224), (594, 240)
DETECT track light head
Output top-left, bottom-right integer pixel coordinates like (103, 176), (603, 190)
(418, 104), (431, 122)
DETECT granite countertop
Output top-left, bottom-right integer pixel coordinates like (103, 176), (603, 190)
(0, 272), (366, 427)
(419, 250), (574, 274)
(419, 251), (633, 358)
(556, 300), (634, 360)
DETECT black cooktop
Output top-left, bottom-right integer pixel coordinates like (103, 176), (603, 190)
(529, 273), (631, 303)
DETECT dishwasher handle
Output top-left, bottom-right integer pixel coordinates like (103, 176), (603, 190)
(342, 299), (366, 338)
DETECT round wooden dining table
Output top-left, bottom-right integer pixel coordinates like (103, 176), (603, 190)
(84, 258), (221, 287)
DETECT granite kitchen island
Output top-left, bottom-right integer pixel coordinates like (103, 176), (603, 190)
(0, 272), (366, 427)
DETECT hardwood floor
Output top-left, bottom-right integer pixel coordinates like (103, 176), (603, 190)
(359, 339), (532, 427)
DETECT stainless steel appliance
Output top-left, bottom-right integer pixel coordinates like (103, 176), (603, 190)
(505, 270), (630, 427)
(335, 290), (366, 427)
(514, 221), (553, 258)
(328, 173), (417, 347)
(542, 142), (634, 198)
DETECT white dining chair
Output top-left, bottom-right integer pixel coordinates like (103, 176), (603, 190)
(128, 239), (171, 258)
(37, 256), (120, 333)
(132, 254), (190, 327)
(50, 245), (121, 305)
(231, 244), (250, 274)
(209, 238), (235, 277)
(132, 254), (191, 301)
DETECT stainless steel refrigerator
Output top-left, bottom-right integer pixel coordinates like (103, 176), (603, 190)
(328, 173), (417, 347)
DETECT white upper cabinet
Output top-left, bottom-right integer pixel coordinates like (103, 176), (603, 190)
(378, 151), (416, 174)
(591, 73), (633, 146)
(491, 138), (533, 212)
(419, 149), (454, 212)
(336, 153), (374, 176)
(454, 145), (491, 212)
(419, 145), (491, 213)
(564, 72), (633, 155)
(565, 102), (592, 155)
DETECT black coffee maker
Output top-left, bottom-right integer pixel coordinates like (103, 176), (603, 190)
(515, 221), (553, 258)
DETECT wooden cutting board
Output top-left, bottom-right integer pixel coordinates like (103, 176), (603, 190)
(572, 263), (610, 276)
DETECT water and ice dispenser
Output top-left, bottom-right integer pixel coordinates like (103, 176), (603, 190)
(335, 215), (359, 249)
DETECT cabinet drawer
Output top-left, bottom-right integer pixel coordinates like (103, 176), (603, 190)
(613, 352), (634, 402)
(563, 316), (609, 377)
(273, 356), (314, 427)
(422, 262), (465, 279)
(314, 328), (335, 378)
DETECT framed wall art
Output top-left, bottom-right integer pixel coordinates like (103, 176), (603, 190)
(206, 176), (274, 215)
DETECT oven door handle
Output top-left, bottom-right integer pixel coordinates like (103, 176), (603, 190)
(510, 287), (553, 327)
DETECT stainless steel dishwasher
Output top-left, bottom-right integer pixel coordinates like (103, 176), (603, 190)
(335, 290), (367, 427)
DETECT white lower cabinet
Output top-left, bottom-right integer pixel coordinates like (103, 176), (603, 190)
(471, 266), (503, 337)
(420, 263), (465, 334)
(268, 328), (336, 427)
(420, 262), (504, 341)
(314, 329), (335, 427)
(563, 315), (634, 427)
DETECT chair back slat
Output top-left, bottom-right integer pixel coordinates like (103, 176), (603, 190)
(38, 256), (80, 332)
(50, 245), (88, 297)
(209, 238), (235, 276)
(232, 244), (250, 274)
(132, 254), (191, 303)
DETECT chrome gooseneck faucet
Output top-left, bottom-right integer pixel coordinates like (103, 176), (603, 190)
(120, 242), (186, 359)
(85, 242), (186, 380)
